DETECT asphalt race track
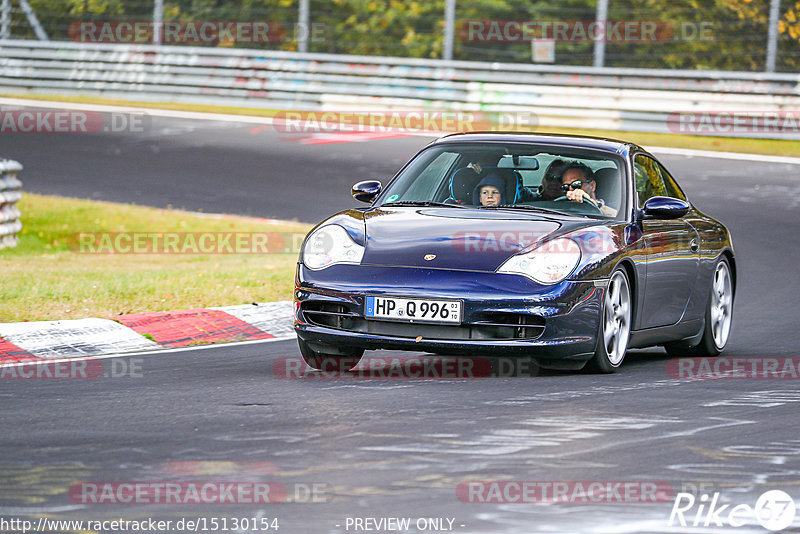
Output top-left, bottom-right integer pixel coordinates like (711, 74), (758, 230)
(2, 113), (428, 221)
(3, 110), (800, 533)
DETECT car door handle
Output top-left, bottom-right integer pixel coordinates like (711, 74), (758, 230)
(690, 238), (699, 252)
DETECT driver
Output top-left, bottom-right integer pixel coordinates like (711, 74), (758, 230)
(561, 162), (618, 217)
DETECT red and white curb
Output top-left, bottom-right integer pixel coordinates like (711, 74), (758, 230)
(0, 301), (294, 365)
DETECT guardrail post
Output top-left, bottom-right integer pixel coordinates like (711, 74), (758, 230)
(1, 0), (10, 40)
(766, 0), (781, 72)
(153, 0), (163, 45)
(0, 159), (23, 249)
(17, 0), (47, 40)
(443, 0), (455, 60)
(593, 0), (609, 68)
(298, 0), (309, 53)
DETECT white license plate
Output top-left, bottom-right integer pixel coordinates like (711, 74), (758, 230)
(365, 296), (462, 324)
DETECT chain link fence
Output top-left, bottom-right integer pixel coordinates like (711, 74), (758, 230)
(2, 0), (799, 73)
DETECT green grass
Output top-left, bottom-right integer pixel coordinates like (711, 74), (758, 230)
(4, 92), (800, 157)
(1, 193), (311, 322)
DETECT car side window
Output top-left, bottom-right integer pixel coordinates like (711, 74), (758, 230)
(402, 151), (459, 201)
(633, 154), (667, 206)
(657, 162), (687, 201)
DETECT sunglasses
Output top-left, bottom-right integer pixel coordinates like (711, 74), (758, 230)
(561, 179), (591, 192)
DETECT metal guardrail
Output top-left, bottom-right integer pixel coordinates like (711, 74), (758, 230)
(0, 159), (22, 249)
(1, 39), (800, 138)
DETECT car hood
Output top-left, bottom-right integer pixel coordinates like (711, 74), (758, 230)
(360, 206), (589, 272)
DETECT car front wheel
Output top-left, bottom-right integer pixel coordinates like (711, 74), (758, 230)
(588, 268), (632, 373)
(297, 337), (364, 373)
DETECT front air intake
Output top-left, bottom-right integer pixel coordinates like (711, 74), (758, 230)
(471, 313), (546, 339)
(301, 302), (360, 330)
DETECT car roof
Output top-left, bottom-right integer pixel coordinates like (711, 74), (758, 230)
(431, 131), (642, 157)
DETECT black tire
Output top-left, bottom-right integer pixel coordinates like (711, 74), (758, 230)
(297, 337), (364, 372)
(665, 257), (734, 357)
(663, 341), (692, 358)
(587, 267), (632, 373)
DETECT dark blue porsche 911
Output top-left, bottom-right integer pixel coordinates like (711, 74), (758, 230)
(293, 133), (736, 373)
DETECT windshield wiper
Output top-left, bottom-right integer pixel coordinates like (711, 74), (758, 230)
(384, 200), (465, 208)
(479, 204), (590, 218)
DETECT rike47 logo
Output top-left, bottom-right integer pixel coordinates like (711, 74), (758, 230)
(669, 490), (796, 531)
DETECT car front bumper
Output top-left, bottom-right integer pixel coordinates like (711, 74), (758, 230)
(294, 264), (606, 361)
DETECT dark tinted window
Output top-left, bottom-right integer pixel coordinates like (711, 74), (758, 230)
(379, 142), (625, 218)
(657, 162), (687, 201)
(633, 154), (667, 206)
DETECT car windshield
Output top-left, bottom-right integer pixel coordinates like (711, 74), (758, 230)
(378, 142), (626, 218)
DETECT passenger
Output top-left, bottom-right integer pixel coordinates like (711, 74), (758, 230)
(472, 172), (507, 206)
(539, 158), (569, 201)
(512, 158), (568, 203)
(561, 161), (618, 217)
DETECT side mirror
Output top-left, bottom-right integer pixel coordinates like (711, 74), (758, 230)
(351, 180), (382, 203)
(641, 196), (690, 220)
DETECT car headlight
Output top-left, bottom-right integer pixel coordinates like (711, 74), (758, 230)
(497, 238), (581, 284)
(302, 224), (365, 270)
